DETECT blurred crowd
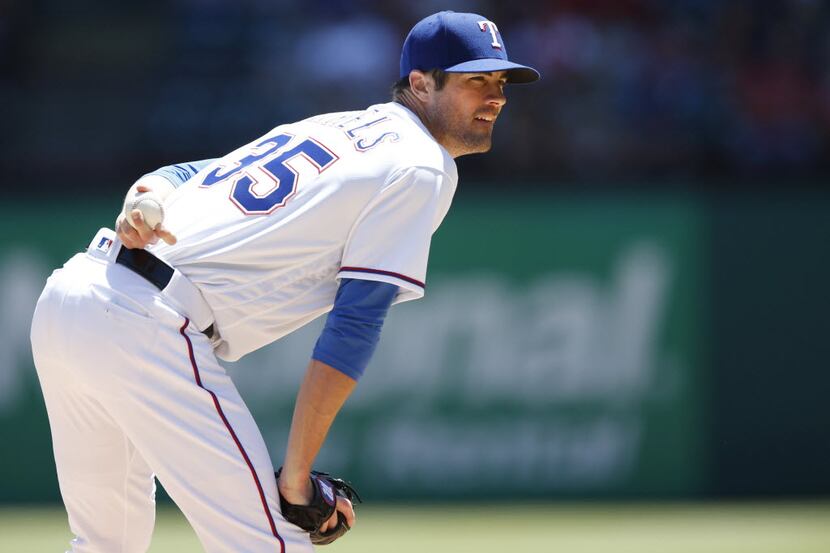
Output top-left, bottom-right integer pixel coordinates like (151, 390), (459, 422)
(2, 0), (829, 194)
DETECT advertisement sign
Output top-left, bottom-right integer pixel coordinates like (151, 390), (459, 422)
(0, 196), (705, 500)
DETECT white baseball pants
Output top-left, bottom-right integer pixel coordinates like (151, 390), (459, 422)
(30, 238), (311, 553)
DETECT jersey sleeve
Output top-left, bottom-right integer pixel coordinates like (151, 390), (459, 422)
(312, 278), (398, 380)
(337, 166), (456, 304)
(144, 159), (216, 188)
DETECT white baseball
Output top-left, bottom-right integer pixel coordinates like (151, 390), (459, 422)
(125, 192), (165, 230)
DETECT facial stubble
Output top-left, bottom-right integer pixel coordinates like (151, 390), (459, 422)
(430, 99), (494, 156)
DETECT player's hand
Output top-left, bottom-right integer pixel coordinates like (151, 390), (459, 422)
(320, 495), (355, 533)
(116, 184), (177, 248)
(277, 469), (358, 539)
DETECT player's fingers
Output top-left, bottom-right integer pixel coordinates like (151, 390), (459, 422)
(117, 216), (143, 249)
(155, 226), (178, 246)
(320, 510), (338, 533)
(130, 210), (159, 244)
(129, 209), (148, 234)
(122, 229), (151, 249)
(335, 496), (355, 528)
(121, 231), (141, 249)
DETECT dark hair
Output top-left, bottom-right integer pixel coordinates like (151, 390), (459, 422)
(391, 68), (448, 101)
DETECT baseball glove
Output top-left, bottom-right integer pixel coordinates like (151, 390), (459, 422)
(275, 468), (362, 545)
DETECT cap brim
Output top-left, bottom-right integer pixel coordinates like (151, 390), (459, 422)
(444, 58), (540, 84)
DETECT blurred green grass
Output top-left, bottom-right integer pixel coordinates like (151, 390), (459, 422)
(1, 502), (828, 553)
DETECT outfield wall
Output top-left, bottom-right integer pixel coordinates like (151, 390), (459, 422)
(0, 192), (827, 502)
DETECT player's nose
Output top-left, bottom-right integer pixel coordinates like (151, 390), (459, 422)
(486, 83), (507, 107)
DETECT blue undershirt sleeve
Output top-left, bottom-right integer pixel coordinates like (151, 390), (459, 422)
(312, 278), (398, 381)
(144, 158), (217, 188)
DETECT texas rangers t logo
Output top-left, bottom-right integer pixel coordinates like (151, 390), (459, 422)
(478, 20), (502, 49)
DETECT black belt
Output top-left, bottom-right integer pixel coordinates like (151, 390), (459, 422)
(115, 247), (215, 339)
(116, 247), (174, 290)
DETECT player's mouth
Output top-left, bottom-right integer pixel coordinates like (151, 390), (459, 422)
(473, 114), (497, 124)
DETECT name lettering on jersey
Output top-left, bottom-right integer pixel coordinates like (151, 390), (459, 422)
(343, 117), (400, 152)
(343, 116), (388, 139)
(478, 20), (502, 49)
(314, 109), (401, 153)
(354, 132), (399, 152)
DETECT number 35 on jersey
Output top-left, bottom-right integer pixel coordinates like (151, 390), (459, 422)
(201, 133), (339, 215)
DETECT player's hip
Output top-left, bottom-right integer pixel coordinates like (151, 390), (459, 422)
(32, 251), (181, 357)
(41, 227), (214, 330)
(40, 251), (184, 326)
(31, 253), (211, 389)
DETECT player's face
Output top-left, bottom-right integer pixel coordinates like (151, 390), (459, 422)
(428, 71), (508, 157)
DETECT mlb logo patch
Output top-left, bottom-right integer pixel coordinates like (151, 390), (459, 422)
(96, 237), (113, 253)
(87, 229), (118, 257)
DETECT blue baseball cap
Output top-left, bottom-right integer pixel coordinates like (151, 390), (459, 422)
(400, 11), (540, 84)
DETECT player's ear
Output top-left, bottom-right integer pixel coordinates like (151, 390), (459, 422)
(408, 70), (431, 101)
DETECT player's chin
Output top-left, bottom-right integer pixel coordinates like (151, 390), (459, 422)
(467, 135), (493, 154)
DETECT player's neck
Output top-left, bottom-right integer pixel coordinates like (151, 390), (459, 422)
(394, 95), (462, 158)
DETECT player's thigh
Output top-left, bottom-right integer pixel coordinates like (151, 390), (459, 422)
(35, 367), (156, 553)
(31, 261), (157, 509)
(98, 322), (311, 552)
(31, 263), (159, 551)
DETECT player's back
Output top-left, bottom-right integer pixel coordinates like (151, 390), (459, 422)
(151, 102), (458, 361)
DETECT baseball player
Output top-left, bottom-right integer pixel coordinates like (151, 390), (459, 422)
(30, 11), (538, 553)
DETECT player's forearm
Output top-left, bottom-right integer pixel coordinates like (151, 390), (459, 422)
(279, 279), (395, 503)
(279, 359), (356, 502)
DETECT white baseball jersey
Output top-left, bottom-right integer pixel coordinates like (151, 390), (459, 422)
(152, 102), (458, 361)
